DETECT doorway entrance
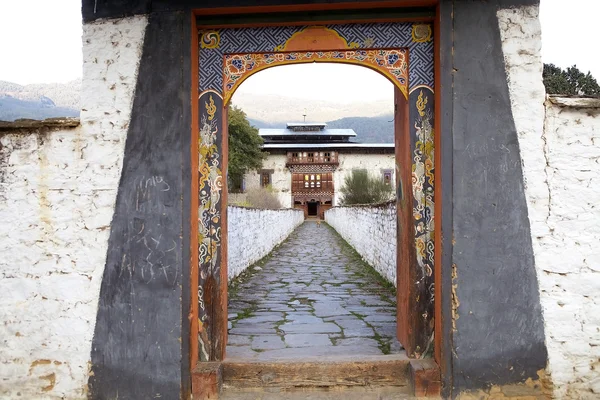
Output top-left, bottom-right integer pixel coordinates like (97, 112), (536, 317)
(192, 19), (436, 369)
(307, 201), (319, 217)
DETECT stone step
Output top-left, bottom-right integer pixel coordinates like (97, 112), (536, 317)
(220, 386), (417, 399)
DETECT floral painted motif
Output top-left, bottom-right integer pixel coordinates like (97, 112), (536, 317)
(197, 91), (223, 348)
(222, 49), (409, 104)
(411, 87), (435, 307)
(197, 23), (436, 360)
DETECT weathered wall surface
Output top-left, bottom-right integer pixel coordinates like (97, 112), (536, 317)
(243, 153), (292, 208)
(88, 11), (193, 400)
(228, 206), (304, 281)
(0, 16), (147, 399)
(539, 97), (600, 398)
(445, 0), (549, 395)
(500, 5), (600, 398)
(334, 152), (395, 206)
(325, 202), (396, 285)
(242, 151), (395, 208)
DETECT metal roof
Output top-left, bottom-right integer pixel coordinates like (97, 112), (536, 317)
(263, 143), (394, 149)
(286, 122), (327, 128)
(259, 128), (356, 137)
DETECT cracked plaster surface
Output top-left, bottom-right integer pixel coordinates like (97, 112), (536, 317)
(499, 6), (600, 398)
(0, 15), (147, 399)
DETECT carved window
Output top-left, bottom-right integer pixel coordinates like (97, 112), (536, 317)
(291, 152), (299, 162)
(307, 152), (314, 162)
(324, 152), (331, 162)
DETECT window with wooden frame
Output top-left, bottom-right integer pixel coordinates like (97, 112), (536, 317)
(324, 152), (332, 162)
(292, 173), (304, 191)
(260, 170), (272, 187)
(382, 169), (393, 186)
(321, 172), (333, 191)
(307, 152), (314, 163)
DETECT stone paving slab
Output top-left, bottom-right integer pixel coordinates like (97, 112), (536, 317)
(227, 221), (403, 360)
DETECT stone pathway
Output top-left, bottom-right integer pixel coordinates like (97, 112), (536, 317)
(227, 221), (403, 361)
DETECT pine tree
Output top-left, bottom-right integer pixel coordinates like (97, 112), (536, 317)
(543, 64), (600, 96)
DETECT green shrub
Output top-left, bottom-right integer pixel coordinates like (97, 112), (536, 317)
(339, 169), (393, 205)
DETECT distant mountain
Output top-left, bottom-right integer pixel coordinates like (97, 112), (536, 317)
(326, 115), (394, 143)
(232, 92), (393, 124)
(247, 118), (279, 129)
(248, 114), (394, 144)
(0, 95), (79, 121)
(0, 80), (80, 121)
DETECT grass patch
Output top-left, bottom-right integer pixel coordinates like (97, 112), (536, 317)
(350, 311), (366, 320)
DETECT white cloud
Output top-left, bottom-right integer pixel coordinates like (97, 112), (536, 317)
(1, 1), (598, 89)
(0, 0), (82, 85)
(233, 63), (394, 104)
(539, 0), (600, 77)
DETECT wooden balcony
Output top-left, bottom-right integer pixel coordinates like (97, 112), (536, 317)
(286, 152), (338, 166)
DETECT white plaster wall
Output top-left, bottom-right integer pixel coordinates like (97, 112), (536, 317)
(242, 152), (394, 207)
(244, 154), (292, 207)
(499, 6), (600, 398)
(334, 152), (395, 205)
(227, 206), (304, 281)
(325, 203), (396, 285)
(0, 16), (147, 399)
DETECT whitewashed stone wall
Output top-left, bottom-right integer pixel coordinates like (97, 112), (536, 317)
(0, 16), (147, 399)
(325, 202), (396, 285)
(500, 6), (600, 398)
(228, 206), (304, 281)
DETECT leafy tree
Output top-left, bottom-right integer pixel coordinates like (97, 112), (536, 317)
(228, 106), (266, 192)
(543, 64), (600, 96)
(339, 169), (393, 205)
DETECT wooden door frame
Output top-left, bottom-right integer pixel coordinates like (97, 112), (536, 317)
(190, 0), (447, 388)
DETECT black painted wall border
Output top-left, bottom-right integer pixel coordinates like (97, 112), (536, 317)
(438, 1), (454, 397)
(445, 0), (547, 395)
(88, 10), (193, 400)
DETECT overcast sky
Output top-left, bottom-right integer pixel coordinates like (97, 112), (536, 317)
(0, 0), (598, 103)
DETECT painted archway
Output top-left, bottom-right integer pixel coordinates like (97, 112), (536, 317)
(194, 23), (435, 363)
(222, 48), (408, 105)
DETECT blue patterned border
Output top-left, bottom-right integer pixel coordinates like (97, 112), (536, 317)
(199, 22), (433, 93)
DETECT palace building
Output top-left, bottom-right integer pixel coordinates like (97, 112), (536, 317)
(242, 122), (395, 218)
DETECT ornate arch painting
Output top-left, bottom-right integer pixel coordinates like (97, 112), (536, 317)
(196, 22), (435, 361)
